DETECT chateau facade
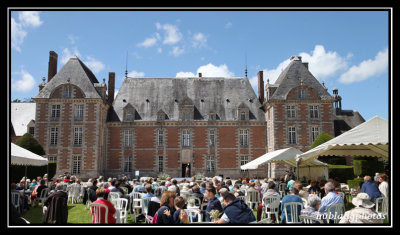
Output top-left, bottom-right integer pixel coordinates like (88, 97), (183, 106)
(30, 51), (364, 180)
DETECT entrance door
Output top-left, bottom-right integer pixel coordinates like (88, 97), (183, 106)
(182, 163), (190, 178)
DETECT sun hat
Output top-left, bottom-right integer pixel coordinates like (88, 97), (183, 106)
(352, 193), (375, 208)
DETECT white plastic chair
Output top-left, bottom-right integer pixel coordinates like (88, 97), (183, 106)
(337, 192), (345, 201)
(11, 192), (22, 213)
(301, 197), (308, 208)
(258, 218), (273, 224)
(91, 203), (109, 224)
(245, 190), (260, 210)
(184, 208), (202, 223)
(261, 196), (280, 224)
(68, 183), (82, 204)
(131, 198), (143, 223)
(187, 197), (201, 207)
(141, 197), (152, 223)
(375, 197), (388, 219)
(327, 203), (345, 224)
(38, 188), (50, 207)
(85, 188), (93, 209)
(278, 183), (287, 196)
(108, 192), (121, 205)
(114, 198), (129, 223)
(283, 202), (303, 224)
(299, 215), (324, 224)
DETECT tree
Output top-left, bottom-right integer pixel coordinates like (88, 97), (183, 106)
(15, 133), (45, 156)
(310, 132), (333, 149)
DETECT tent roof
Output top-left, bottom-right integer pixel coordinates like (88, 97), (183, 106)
(298, 116), (389, 163)
(240, 147), (327, 170)
(11, 143), (48, 166)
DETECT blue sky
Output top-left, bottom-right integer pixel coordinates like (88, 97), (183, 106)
(10, 10), (390, 121)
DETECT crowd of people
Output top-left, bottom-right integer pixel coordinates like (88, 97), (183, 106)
(10, 171), (389, 225)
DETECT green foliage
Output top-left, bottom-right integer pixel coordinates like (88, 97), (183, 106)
(10, 163), (57, 183)
(157, 172), (170, 181)
(347, 178), (365, 190)
(310, 132), (333, 149)
(353, 157), (384, 177)
(328, 165), (354, 183)
(319, 156), (347, 165)
(15, 133), (45, 156)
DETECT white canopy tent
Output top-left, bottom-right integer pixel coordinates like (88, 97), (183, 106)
(297, 116), (389, 164)
(11, 143), (48, 166)
(240, 147), (329, 180)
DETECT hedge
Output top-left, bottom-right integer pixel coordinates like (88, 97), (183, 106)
(353, 157), (384, 177)
(347, 178), (365, 189)
(10, 163), (56, 184)
(328, 165), (354, 183)
(319, 156), (347, 165)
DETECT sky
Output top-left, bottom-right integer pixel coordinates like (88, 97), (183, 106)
(10, 10), (390, 121)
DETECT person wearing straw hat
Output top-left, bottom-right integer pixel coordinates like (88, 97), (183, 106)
(339, 193), (383, 224)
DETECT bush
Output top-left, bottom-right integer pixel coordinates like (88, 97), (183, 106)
(10, 163), (57, 184)
(310, 132), (334, 149)
(328, 165), (354, 183)
(353, 157), (384, 177)
(319, 156), (347, 165)
(15, 133), (45, 156)
(347, 178), (364, 190)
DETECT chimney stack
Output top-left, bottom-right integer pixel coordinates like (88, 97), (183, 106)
(198, 73), (202, 77)
(302, 62), (309, 70)
(257, 71), (264, 104)
(48, 51), (58, 82)
(108, 72), (115, 104)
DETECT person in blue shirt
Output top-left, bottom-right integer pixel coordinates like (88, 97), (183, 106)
(198, 185), (223, 222)
(280, 188), (303, 223)
(318, 181), (343, 216)
(361, 176), (381, 203)
(215, 193), (256, 224)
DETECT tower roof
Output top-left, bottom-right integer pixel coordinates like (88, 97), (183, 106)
(34, 56), (102, 99)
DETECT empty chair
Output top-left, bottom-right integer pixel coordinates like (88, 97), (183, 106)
(278, 183), (287, 196)
(327, 203), (345, 224)
(245, 190), (260, 210)
(90, 203), (109, 224)
(375, 197), (388, 218)
(184, 209), (202, 223)
(11, 192), (22, 213)
(108, 192), (121, 205)
(38, 188), (50, 207)
(283, 202), (303, 224)
(67, 184), (82, 204)
(299, 215), (324, 224)
(261, 196), (280, 223)
(114, 198), (129, 223)
(141, 197), (152, 223)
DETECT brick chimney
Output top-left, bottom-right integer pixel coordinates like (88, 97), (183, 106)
(47, 51), (58, 82)
(257, 71), (264, 104)
(108, 72), (115, 104)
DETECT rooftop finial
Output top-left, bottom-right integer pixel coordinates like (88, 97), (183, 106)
(125, 50), (128, 78)
(245, 51), (248, 79)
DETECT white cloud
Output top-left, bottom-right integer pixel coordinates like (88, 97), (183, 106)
(18, 11), (43, 28)
(225, 22), (232, 29)
(61, 47), (81, 64)
(197, 63), (235, 77)
(339, 47), (388, 84)
(156, 22), (182, 45)
(12, 69), (36, 92)
(191, 32), (207, 48)
(175, 63), (235, 78)
(127, 70), (145, 78)
(176, 71), (196, 77)
(68, 34), (79, 44)
(84, 56), (105, 74)
(171, 46), (184, 56)
(11, 18), (27, 52)
(299, 45), (348, 80)
(137, 37), (158, 48)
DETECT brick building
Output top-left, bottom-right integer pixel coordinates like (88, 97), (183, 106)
(30, 52), (364, 180)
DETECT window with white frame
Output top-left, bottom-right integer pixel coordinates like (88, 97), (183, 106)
(124, 129), (133, 148)
(124, 155), (132, 173)
(240, 111), (246, 121)
(240, 155), (249, 172)
(158, 156), (164, 173)
(209, 129), (215, 147)
(311, 126), (320, 143)
(239, 129), (249, 147)
(50, 127), (58, 146)
(51, 105), (60, 119)
(298, 89), (306, 99)
(73, 127), (83, 146)
(288, 126), (297, 144)
(287, 105), (296, 119)
(310, 105), (319, 119)
(157, 129), (164, 147)
(72, 155), (81, 175)
(182, 129), (191, 147)
(48, 155), (57, 163)
(64, 87), (72, 98)
(206, 155), (215, 173)
(74, 104), (84, 120)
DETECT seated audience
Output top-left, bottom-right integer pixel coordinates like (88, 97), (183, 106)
(318, 182), (343, 215)
(214, 193), (257, 224)
(300, 194), (324, 224)
(361, 176), (381, 203)
(155, 191), (177, 224)
(339, 193), (383, 224)
(377, 173), (388, 198)
(172, 196), (189, 224)
(43, 183), (68, 224)
(280, 188), (303, 223)
(90, 187), (116, 224)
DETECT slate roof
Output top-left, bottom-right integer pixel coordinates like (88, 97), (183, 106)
(108, 77), (265, 122)
(333, 109), (365, 136)
(270, 56), (334, 101)
(34, 56), (102, 99)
